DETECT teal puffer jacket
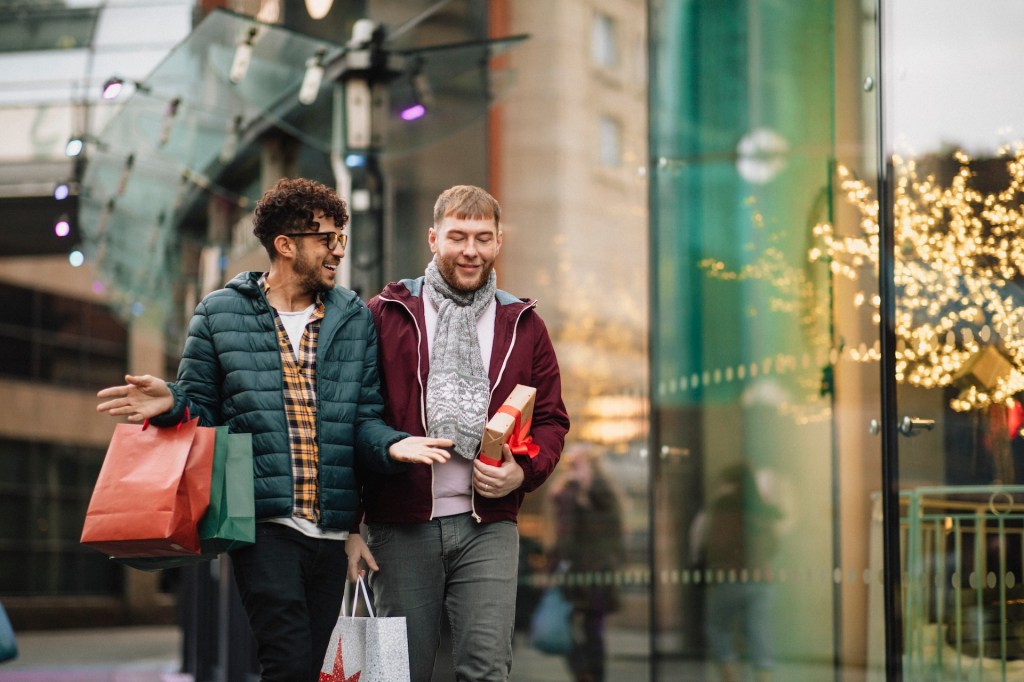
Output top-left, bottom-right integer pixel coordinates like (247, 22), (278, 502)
(154, 271), (407, 532)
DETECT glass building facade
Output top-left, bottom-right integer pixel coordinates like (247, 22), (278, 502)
(642, 0), (1024, 680)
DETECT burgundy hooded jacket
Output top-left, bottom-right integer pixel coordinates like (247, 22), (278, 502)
(364, 277), (570, 524)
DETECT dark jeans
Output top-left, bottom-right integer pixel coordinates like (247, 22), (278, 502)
(230, 523), (347, 682)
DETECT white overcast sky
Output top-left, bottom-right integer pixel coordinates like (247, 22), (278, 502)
(887, 0), (1024, 156)
(0, 0), (193, 105)
(3, 0), (1023, 155)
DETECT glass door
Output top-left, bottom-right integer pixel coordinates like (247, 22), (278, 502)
(648, 1), (881, 680)
(880, 2), (1024, 680)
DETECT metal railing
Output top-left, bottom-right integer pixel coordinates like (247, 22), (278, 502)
(903, 486), (1024, 681)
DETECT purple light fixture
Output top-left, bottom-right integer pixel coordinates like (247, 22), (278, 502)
(399, 103), (426, 121)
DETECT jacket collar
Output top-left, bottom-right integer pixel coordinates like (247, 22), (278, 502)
(380, 276), (534, 310)
(228, 271), (365, 318)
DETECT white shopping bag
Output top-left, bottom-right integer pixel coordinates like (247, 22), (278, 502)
(320, 575), (410, 682)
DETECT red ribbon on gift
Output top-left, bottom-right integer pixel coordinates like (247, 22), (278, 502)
(497, 405), (540, 458)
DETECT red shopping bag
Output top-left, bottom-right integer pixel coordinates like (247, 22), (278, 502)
(80, 415), (215, 557)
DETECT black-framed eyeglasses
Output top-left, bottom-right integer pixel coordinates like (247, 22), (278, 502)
(283, 231), (347, 250)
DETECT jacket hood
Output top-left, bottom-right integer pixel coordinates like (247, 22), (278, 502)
(227, 271), (365, 315)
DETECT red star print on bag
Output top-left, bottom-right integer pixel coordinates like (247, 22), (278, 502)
(319, 636), (361, 682)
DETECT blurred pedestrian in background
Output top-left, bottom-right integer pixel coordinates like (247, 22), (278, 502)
(691, 461), (785, 682)
(547, 443), (625, 682)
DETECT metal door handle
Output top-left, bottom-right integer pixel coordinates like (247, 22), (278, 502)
(899, 416), (935, 436)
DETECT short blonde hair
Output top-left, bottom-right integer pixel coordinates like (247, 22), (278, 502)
(432, 185), (501, 229)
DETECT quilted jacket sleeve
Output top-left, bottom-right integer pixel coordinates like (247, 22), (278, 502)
(150, 298), (224, 428)
(354, 310), (410, 475)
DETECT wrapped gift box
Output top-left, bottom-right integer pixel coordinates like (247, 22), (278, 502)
(479, 384), (537, 466)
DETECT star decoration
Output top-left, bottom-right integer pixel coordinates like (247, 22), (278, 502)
(319, 636), (361, 682)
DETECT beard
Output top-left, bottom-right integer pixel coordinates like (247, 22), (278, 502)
(295, 249), (334, 296)
(435, 254), (494, 294)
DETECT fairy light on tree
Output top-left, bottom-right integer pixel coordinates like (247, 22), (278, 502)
(813, 145), (1024, 412)
(701, 144), (1024, 413)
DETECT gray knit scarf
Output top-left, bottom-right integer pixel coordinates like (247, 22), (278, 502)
(424, 259), (496, 459)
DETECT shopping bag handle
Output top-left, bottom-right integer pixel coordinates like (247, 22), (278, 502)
(142, 406), (190, 431)
(343, 574), (375, 618)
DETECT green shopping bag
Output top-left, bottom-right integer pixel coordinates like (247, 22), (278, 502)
(117, 428), (255, 571)
(197, 429), (255, 553)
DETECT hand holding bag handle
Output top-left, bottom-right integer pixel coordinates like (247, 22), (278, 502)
(322, 574), (410, 681)
(342, 574), (376, 618)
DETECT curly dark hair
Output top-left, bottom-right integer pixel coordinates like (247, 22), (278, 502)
(252, 178), (349, 259)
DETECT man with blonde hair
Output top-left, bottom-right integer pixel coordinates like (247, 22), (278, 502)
(356, 185), (570, 681)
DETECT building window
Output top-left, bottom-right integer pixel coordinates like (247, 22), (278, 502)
(598, 115), (623, 167)
(0, 6), (100, 53)
(0, 438), (122, 596)
(0, 282), (127, 389)
(591, 11), (619, 69)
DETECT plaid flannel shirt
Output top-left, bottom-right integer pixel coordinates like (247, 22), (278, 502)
(272, 297), (325, 524)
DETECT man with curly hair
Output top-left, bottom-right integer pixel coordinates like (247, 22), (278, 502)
(96, 177), (452, 682)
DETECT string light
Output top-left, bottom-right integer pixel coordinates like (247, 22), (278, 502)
(701, 145), (1024, 412)
(821, 146), (1024, 411)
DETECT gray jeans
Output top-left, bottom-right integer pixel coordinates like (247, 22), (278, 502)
(366, 513), (519, 682)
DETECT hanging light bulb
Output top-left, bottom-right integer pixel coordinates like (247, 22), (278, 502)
(256, 0), (281, 23)
(394, 59), (433, 122)
(230, 27), (262, 84)
(159, 98), (181, 147)
(220, 116), (243, 163)
(97, 198), (115, 235)
(54, 214), (71, 237)
(299, 49), (326, 105)
(99, 76), (151, 100)
(53, 182), (71, 200)
(100, 77), (125, 100)
(305, 0), (334, 19)
(65, 135), (85, 157)
(394, 76), (426, 122)
(117, 154), (135, 195)
(173, 171), (190, 211)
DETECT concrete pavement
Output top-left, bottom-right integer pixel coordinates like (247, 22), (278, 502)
(0, 626), (184, 681)
(0, 625), (653, 682)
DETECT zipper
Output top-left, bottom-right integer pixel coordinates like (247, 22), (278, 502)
(472, 300), (536, 524)
(378, 292), (437, 520)
(491, 300), (536, 398)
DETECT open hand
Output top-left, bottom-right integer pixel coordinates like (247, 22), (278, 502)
(96, 374), (173, 422)
(388, 436), (454, 464)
